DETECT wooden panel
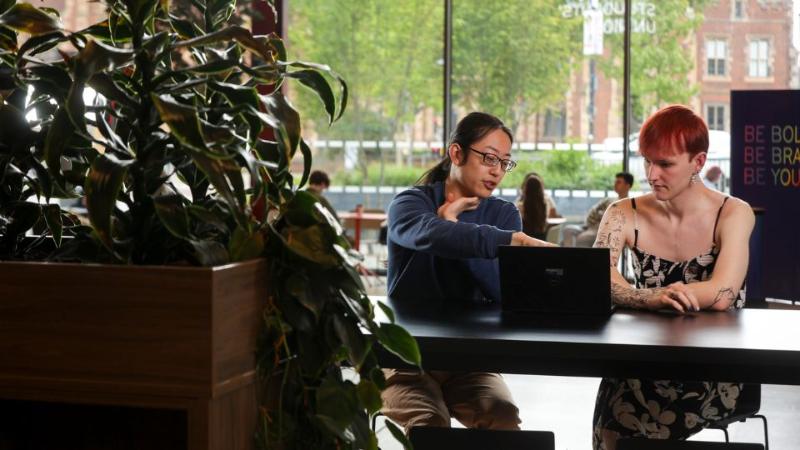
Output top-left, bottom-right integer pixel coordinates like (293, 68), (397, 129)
(211, 259), (268, 396)
(208, 383), (257, 450)
(0, 260), (267, 397)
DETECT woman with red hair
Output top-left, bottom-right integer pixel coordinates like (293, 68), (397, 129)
(591, 105), (755, 449)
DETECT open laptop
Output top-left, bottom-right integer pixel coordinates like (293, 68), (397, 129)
(498, 246), (613, 316)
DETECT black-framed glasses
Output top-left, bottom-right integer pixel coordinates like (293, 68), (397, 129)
(466, 147), (517, 172)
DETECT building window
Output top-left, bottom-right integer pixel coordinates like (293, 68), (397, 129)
(543, 109), (567, 140)
(705, 104), (726, 131)
(748, 39), (771, 78)
(733, 0), (745, 19)
(705, 39), (727, 76)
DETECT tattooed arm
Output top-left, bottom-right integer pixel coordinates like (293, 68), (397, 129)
(594, 200), (699, 312)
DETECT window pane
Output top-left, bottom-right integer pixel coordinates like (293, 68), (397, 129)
(286, 0), (444, 202)
(630, 1), (797, 193)
(452, 1), (626, 222)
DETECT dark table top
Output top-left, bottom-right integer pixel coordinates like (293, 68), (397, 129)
(374, 296), (800, 385)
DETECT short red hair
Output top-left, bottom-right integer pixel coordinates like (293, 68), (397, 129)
(638, 105), (708, 158)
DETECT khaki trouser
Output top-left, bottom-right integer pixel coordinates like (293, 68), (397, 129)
(381, 369), (521, 432)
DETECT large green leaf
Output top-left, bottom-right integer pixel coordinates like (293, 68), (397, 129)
(376, 300), (396, 324)
(66, 38), (134, 128)
(207, 80), (262, 139)
(0, 3), (61, 36)
(151, 94), (207, 152)
(41, 203), (62, 246)
(173, 25), (274, 61)
(376, 323), (421, 367)
(315, 374), (359, 442)
(286, 273), (323, 321)
(123, 0), (158, 27)
(189, 239), (229, 266)
(17, 30), (67, 57)
(333, 314), (370, 368)
(88, 73), (137, 109)
(85, 153), (133, 249)
(286, 69), (336, 125)
(229, 225), (264, 262)
(3, 201), (40, 237)
(258, 92), (300, 161)
(188, 151), (246, 226)
(296, 138), (312, 189)
(152, 193), (191, 239)
(0, 103), (31, 147)
(265, 32), (285, 62)
(42, 109), (73, 180)
(26, 65), (72, 102)
(0, 0), (14, 15)
(385, 420), (414, 450)
(279, 224), (339, 267)
(356, 379), (382, 416)
(282, 61), (348, 121)
(168, 13), (200, 39)
(73, 39), (134, 83)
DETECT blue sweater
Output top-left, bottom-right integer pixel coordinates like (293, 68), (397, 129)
(387, 181), (522, 303)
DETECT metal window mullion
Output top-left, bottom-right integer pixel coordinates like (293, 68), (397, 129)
(622, 0), (632, 173)
(443, 0), (453, 147)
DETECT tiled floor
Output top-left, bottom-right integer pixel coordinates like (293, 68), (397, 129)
(376, 376), (798, 449)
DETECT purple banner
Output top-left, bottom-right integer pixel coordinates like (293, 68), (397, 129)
(731, 90), (800, 301)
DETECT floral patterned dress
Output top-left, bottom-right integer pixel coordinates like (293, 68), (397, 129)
(592, 197), (747, 450)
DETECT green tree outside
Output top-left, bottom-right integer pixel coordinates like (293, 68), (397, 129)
(452, 0), (582, 135)
(288, 0), (714, 186)
(598, 0), (715, 122)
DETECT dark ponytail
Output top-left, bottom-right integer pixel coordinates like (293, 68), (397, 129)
(416, 112), (513, 185)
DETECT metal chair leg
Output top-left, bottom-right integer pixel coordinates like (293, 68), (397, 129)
(717, 426), (730, 443)
(753, 414), (769, 450)
(371, 412), (383, 431)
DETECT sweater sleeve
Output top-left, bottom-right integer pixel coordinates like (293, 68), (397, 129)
(467, 201), (522, 301)
(388, 189), (515, 259)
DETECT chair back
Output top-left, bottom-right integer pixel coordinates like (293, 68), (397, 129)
(545, 223), (563, 244)
(408, 427), (554, 450)
(617, 438), (764, 450)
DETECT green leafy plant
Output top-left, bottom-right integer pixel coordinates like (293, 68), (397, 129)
(0, 1), (419, 448)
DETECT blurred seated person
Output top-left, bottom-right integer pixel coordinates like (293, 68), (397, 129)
(562, 172), (633, 247)
(592, 105), (754, 450)
(305, 170), (338, 220)
(517, 172), (561, 219)
(518, 175), (548, 240)
(702, 165), (722, 191)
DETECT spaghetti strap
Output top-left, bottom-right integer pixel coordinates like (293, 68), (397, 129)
(631, 198), (639, 248)
(712, 197), (730, 245)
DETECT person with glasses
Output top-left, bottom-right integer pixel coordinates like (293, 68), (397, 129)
(382, 112), (551, 434)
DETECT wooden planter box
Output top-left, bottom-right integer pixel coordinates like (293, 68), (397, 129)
(0, 258), (269, 450)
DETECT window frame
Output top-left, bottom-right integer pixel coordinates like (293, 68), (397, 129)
(747, 37), (772, 79)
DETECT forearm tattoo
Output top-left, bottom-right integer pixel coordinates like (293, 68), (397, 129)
(594, 203), (625, 266)
(611, 281), (664, 309)
(710, 287), (736, 308)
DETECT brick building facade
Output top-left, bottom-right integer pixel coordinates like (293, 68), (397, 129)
(531, 0), (799, 145)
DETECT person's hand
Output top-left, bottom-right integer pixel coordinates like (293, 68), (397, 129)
(437, 192), (479, 222)
(510, 231), (557, 247)
(650, 281), (700, 313)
